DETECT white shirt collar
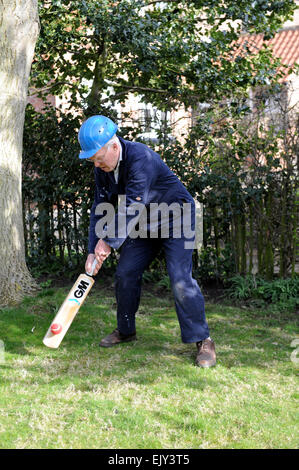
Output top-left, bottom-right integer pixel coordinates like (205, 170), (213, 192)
(114, 141), (122, 181)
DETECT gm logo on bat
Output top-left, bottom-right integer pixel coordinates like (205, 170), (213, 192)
(69, 280), (91, 304)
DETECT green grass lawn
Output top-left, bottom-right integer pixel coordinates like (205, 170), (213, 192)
(0, 281), (298, 449)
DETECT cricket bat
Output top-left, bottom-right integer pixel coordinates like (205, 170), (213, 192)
(43, 259), (98, 349)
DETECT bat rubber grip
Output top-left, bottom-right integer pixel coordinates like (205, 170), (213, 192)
(86, 258), (98, 277)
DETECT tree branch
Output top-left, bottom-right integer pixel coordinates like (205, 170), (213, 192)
(29, 81), (79, 94)
(111, 83), (168, 94)
(141, 0), (184, 6)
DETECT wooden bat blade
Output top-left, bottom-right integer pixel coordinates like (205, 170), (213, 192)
(43, 273), (95, 349)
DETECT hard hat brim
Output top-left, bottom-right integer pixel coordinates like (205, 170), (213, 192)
(78, 148), (99, 159)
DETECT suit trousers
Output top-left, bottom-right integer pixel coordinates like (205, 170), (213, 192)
(114, 236), (210, 343)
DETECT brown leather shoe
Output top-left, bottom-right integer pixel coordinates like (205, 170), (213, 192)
(195, 338), (216, 368)
(99, 328), (137, 348)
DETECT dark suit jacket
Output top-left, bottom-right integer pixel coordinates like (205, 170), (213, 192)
(88, 136), (194, 252)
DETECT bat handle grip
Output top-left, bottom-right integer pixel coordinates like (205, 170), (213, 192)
(86, 258), (98, 277)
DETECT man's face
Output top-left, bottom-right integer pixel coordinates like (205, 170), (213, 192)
(87, 142), (120, 171)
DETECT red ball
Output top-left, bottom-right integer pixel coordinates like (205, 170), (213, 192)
(51, 323), (62, 335)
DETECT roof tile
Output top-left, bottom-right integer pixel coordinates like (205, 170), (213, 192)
(234, 28), (299, 78)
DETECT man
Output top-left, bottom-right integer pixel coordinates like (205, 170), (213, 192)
(78, 115), (216, 368)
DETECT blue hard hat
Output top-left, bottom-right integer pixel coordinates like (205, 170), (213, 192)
(78, 115), (118, 159)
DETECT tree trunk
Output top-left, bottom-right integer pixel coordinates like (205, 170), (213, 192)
(0, 1), (40, 306)
(86, 40), (107, 116)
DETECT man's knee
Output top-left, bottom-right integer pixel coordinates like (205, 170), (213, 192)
(170, 275), (200, 300)
(171, 279), (187, 303)
(115, 265), (142, 286)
